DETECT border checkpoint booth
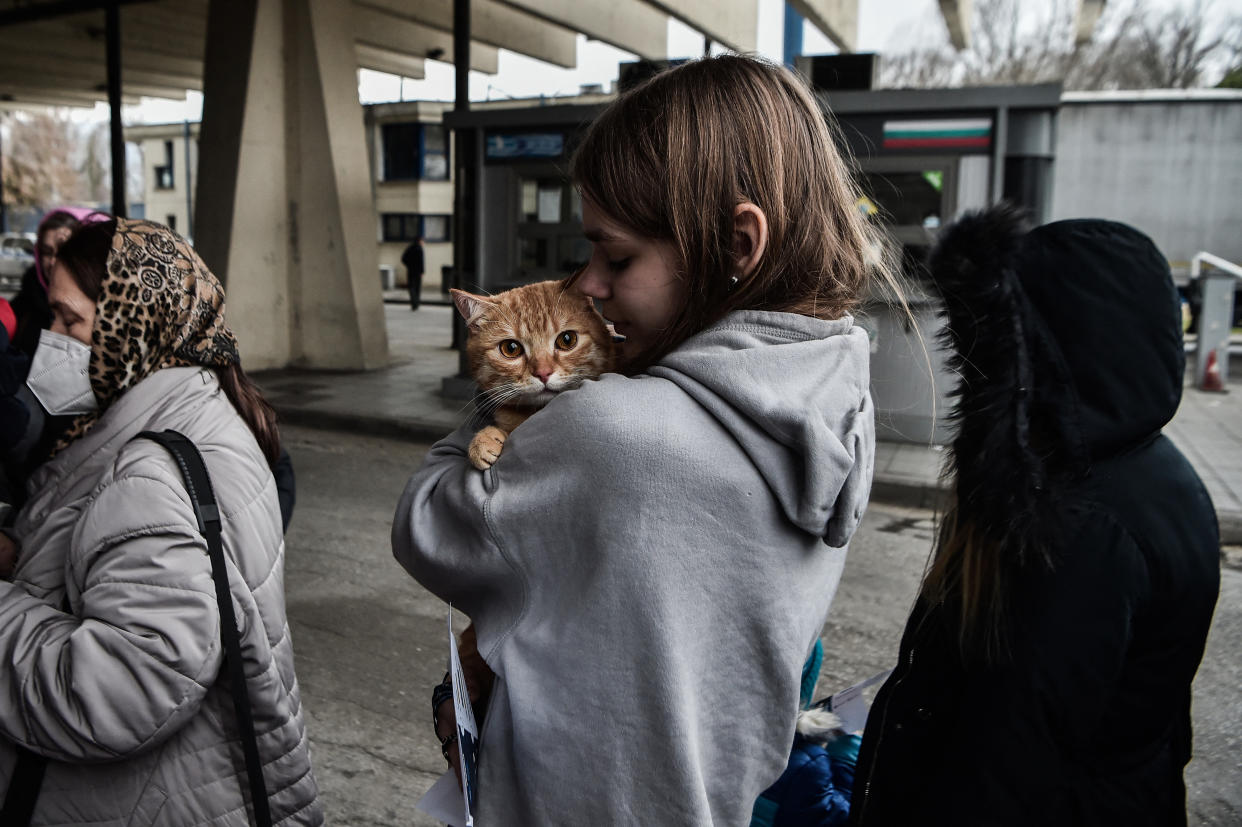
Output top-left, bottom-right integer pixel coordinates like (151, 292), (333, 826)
(444, 83), (1061, 445)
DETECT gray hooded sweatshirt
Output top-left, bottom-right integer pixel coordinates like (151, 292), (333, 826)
(393, 309), (874, 825)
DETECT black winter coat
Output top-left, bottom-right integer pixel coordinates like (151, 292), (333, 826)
(850, 212), (1221, 827)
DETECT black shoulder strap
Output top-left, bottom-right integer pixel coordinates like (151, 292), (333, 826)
(138, 429), (273, 827)
(0, 745), (47, 825)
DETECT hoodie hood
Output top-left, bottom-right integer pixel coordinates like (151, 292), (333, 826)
(1017, 218), (1184, 455)
(928, 205), (1183, 566)
(647, 309), (875, 547)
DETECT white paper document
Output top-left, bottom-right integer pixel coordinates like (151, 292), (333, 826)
(819, 668), (893, 734)
(414, 608), (480, 826)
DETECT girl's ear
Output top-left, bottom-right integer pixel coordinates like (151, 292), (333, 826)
(732, 202), (769, 280)
(450, 289), (493, 332)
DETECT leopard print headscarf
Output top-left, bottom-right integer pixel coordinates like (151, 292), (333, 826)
(54, 218), (240, 452)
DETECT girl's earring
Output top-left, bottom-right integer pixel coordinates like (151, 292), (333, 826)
(728, 275), (739, 292)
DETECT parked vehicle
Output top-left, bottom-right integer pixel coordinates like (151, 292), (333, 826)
(0, 232), (35, 288)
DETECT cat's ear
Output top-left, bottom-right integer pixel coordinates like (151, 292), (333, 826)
(451, 289), (493, 332)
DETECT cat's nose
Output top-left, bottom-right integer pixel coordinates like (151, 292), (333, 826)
(534, 369), (553, 385)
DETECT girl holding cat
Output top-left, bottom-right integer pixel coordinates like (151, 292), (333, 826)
(393, 54), (896, 824)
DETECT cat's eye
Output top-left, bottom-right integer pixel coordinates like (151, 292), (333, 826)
(555, 331), (578, 351)
(498, 340), (524, 358)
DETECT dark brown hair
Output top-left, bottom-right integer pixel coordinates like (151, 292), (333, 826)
(37, 210), (82, 246)
(570, 54), (899, 368)
(56, 220), (282, 465)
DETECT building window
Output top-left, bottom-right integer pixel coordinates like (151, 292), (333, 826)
(422, 214), (450, 241)
(381, 122), (450, 181)
(166, 214), (177, 231)
(154, 139), (175, 190)
(422, 125), (449, 181)
(381, 213), (451, 242)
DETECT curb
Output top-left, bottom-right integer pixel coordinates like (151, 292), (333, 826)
(274, 407), (457, 445)
(1219, 513), (1242, 547)
(869, 477), (949, 512)
(276, 407), (1242, 545)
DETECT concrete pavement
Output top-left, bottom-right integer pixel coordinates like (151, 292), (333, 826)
(254, 301), (1242, 543)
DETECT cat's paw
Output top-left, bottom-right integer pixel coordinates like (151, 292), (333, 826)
(468, 426), (508, 470)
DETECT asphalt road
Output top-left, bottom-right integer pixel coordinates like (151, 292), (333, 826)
(280, 424), (1241, 826)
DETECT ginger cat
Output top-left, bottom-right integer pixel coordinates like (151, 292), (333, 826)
(443, 280), (616, 722)
(451, 279), (617, 470)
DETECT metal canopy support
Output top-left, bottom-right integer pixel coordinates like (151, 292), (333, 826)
(183, 119), (193, 238)
(783, 2), (804, 68)
(990, 104), (1008, 205)
(106, 1), (126, 218)
(449, 0), (471, 379)
(0, 0), (154, 27)
(0, 120), (6, 232)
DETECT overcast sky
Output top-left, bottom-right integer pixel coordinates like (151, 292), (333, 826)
(122, 0), (1242, 124)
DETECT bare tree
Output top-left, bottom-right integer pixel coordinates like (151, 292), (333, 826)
(1, 110), (87, 208)
(879, 0), (1242, 91)
(79, 122), (111, 205)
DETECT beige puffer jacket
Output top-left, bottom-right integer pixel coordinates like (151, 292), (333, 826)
(0, 366), (322, 825)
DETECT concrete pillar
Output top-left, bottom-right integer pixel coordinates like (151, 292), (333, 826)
(195, 0), (388, 372)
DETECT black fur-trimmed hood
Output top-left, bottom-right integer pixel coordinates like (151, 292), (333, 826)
(929, 204), (1184, 552)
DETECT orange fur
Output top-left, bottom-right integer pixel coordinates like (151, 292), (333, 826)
(451, 279), (616, 470)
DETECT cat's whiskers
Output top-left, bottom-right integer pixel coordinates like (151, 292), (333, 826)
(459, 383), (521, 417)
(473, 383), (531, 418)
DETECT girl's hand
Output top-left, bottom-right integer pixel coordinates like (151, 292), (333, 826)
(433, 687), (464, 789)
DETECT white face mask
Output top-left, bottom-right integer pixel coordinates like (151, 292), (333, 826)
(26, 329), (98, 416)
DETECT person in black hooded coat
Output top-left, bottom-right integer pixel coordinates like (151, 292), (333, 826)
(849, 206), (1221, 827)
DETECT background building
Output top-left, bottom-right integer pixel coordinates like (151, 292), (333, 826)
(126, 121), (198, 239)
(130, 88), (614, 303)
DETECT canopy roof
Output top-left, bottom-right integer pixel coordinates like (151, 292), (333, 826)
(0, 0), (772, 108)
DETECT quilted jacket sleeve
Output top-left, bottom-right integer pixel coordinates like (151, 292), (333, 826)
(0, 468), (222, 763)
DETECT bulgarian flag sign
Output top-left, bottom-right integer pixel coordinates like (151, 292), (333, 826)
(882, 118), (992, 149)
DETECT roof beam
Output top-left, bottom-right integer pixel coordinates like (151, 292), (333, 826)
(25, 13), (209, 60)
(1075, 0), (1106, 45)
(0, 44), (202, 89)
(0, 69), (188, 100)
(0, 86), (135, 106)
(789, 0), (857, 52)
(643, 0), (757, 53)
(496, 0), (666, 60)
(0, 0), (155, 27)
(0, 25), (204, 76)
(936, 0), (971, 50)
(353, 5), (499, 73)
(355, 43), (427, 79)
(359, 0), (577, 68)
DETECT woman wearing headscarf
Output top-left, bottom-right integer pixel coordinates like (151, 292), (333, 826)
(2, 209), (110, 506)
(10, 206), (109, 357)
(0, 218), (322, 824)
(850, 206), (1220, 826)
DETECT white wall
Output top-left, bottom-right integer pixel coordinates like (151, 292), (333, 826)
(1051, 96), (1242, 268)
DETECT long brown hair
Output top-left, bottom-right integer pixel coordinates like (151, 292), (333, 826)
(55, 220), (282, 464)
(920, 500), (1014, 663)
(570, 54), (901, 368)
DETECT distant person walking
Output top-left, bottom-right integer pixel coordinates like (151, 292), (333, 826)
(850, 206), (1221, 827)
(402, 236), (425, 310)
